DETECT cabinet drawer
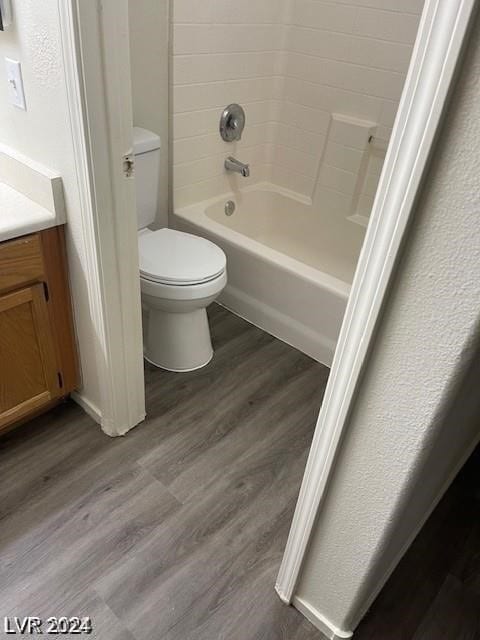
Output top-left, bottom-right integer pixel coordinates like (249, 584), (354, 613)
(0, 234), (45, 294)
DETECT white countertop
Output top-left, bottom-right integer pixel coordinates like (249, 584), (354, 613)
(0, 144), (66, 243)
(0, 182), (58, 242)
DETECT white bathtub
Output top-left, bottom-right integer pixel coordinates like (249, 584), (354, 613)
(172, 183), (366, 366)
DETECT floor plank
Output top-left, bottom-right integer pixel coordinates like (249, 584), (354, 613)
(412, 574), (480, 640)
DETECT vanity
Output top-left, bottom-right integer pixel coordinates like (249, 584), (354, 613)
(0, 147), (79, 434)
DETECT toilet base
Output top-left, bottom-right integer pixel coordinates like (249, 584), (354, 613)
(144, 307), (214, 372)
(144, 352), (213, 373)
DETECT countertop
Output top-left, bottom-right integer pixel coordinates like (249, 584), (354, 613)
(0, 182), (58, 242)
(0, 144), (66, 243)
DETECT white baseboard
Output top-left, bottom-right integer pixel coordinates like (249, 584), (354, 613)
(292, 596), (353, 639)
(218, 285), (335, 367)
(71, 391), (102, 426)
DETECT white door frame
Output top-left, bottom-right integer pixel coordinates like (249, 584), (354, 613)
(58, 0), (146, 436)
(276, 0), (477, 605)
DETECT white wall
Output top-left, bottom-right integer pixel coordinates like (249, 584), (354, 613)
(128, 0), (169, 227)
(280, 0), (422, 202)
(294, 9), (480, 633)
(171, 0), (288, 208)
(0, 0), (102, 413)
(171, 0), (422, 211)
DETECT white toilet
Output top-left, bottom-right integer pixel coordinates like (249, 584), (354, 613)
(133, 127), (227, 372)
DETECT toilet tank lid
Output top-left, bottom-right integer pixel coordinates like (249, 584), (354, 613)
(133, 127), (161, 155)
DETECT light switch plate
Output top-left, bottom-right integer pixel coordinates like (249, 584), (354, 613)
(5, 58), (27, 110)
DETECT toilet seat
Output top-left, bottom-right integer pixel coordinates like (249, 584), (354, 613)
(138, 228), (226, 286)
(140, 269), (227, 302)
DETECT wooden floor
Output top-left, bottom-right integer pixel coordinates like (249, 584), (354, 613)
(0, 305), (328, 639)
(3, 304), (477, 639)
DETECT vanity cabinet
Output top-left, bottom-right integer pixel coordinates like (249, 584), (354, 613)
(0, 227), (79, 433)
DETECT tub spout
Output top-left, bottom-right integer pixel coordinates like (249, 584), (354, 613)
(225, 156), (250, 178)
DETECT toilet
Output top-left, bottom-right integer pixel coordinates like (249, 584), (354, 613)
(133, 127), (227, 371)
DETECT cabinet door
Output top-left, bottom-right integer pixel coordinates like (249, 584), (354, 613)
(0, 284), (61, 429)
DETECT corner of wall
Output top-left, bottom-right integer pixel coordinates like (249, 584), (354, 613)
(293, 596), (353, 640)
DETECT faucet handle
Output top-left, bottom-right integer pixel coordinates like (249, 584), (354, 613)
(220, 104), (246, 142)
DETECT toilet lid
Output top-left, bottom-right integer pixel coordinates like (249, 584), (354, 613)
(138, 228), (226, 285)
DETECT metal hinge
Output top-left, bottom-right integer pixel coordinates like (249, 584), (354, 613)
(123, 153), (135, 178)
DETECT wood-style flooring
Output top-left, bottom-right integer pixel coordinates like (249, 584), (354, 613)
(0, 304), (328, 639)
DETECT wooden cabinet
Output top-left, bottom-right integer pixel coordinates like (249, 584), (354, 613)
(0, 227), (79, 433)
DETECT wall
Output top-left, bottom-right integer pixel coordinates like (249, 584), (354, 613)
(171, 0), (288, 208)
(294, 9), (480, 633)
(171, 0), (422, 211)
(128, 0), (169, 227)
(0, 0), (103, 413)
(279, 0), (422, 205)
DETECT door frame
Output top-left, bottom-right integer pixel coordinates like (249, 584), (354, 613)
(276, 0), (477, 608)
(58, 0), (145, 436)
(58, 0), (476, 606)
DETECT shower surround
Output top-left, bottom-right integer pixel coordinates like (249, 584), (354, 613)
(170, 0), (423, 363)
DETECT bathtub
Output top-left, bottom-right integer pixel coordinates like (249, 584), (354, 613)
(172, 183), (366, 366)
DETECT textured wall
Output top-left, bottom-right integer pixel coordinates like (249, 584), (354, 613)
(295, 9), (480, 633)
(128, 0), (169, 228)
(0, 1), (102, 413)
(171, 0), (422, 208)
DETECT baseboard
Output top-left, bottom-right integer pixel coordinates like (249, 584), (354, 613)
(292, 596), (353, 639)
(71, 391), (102, 425)
(73, 391), (147, 437)
(218, 285), (335, 367)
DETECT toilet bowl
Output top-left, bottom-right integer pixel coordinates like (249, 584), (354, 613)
(133, 126), (227, 371)
(138, 228), (227, 371)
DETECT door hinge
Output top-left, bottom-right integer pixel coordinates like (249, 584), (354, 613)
(43, 281), (49, 301)
(123, 153), (135, 178)
(57, 371), (64, 389)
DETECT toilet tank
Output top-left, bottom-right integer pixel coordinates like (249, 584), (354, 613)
(133, 127), (161, 230)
